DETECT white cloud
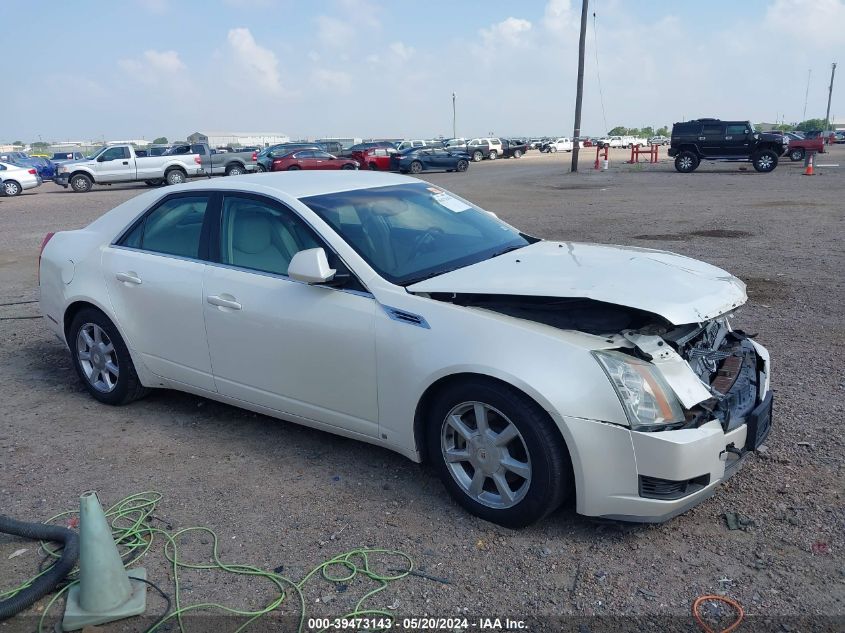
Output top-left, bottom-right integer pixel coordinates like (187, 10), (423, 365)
(389, 41), (415, 62)
(543, 0), (574, 32)
(226, 28), (283, 95)
(137, 0), (168, 14)
(481, 17), (533, 47)
(315, 15), (355, 48)
(764, 0), (845, 46)
(118, 50), (186, 81)
(312, 68), (353, 92)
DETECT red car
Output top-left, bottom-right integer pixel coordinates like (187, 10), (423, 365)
(351, 147), (398, 171)
(270, 149), (359, 171)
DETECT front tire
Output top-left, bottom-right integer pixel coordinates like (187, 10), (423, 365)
(426, 378), (572, 528)
(752, 149), (778, 173)
(2, 180), (22, 196)
(70, 174), (93, 193)
(144, 179), (163, 187)
(455, 159), (469, 172)
(674, 151), (699, 173)
(68, 308), (149, 406)
(550, 146), (558, 153)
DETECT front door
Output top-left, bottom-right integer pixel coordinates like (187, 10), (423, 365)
(202, 193), (379, 437)
(95, 146), (135, 182)
(723, 123), (752, 156)
(102, 193), (215, 390)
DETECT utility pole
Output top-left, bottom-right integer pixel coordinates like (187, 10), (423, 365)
(824, 62), (837, 130)
(803, 69), (811, 121)
(570, 0), (589, 173)
(452, 93), (456, 139)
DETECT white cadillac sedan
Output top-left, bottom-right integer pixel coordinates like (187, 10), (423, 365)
(39, 172), (772, 527)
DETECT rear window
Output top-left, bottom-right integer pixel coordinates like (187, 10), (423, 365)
(673, 123), (701, 135)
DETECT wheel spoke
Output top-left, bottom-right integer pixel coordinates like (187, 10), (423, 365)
(81, 329), (94, 348)
(468, 470), (485, 497)
(78, 351), (91, 361)
(492, 473), (516, 504)
(444, 448), (470, 463)
(448, 414), (476, 441)
(473, 403), (489, 433)
(501, 455), (531, 480)
(494, 423), (519, 447)
(105, 361), (119, 378)
(102, 342), (114, 354)
(93, 326), (102, 344)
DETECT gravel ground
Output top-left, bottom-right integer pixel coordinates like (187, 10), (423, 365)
(1, 148), (843, 632)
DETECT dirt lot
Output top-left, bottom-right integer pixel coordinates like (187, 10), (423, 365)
(1, 148), (843, 631)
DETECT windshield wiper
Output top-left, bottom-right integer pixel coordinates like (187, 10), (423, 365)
(489, 244), (526, 258)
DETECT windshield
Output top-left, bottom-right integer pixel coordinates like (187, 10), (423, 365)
(301, 183), (531, 286)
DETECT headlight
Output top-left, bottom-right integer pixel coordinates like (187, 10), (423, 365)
(59, 166), (68, 173)
(592, 350), (685, 430)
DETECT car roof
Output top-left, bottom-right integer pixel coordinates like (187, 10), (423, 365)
(166, 170), (421, 199)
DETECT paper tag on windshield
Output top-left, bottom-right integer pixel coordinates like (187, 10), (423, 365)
(432, 192), (471, 212)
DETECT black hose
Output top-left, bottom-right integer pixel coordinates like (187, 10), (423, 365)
(0, 515), (79, 621)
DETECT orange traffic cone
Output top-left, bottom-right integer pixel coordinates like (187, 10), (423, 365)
(804, 154), (815, 176)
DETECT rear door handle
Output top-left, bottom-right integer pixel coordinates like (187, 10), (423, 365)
(207, 295), (242, 310)
(122, 161), (129, 165)
(115, 272), (142, 285)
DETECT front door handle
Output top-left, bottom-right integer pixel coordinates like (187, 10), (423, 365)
(207, 295), (242, 310)
(122, 161), (129, 165)
(115, 271), (142, 285)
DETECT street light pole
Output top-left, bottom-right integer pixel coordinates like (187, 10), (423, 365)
(452, 93), (456, 139)
(824, 62), (837, 130)
(570, 0), (589, 173)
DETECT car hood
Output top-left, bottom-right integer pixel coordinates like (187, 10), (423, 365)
(407, 241), (747, 325)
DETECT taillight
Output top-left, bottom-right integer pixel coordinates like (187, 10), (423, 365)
(251, 151), (257, 161)
(28, 168), (37, 175)
(38, 232), (55, 284)
(194, 155), (202, 164)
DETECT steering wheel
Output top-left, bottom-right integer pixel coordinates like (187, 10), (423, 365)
(408, 227), (445, 262)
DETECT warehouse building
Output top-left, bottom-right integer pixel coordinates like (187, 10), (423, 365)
(187, 132), (290, 148)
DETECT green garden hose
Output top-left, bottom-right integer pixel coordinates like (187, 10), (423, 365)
(1, 492), (414, 632)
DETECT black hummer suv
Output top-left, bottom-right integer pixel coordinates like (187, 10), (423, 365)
(667, 119), (787, 173)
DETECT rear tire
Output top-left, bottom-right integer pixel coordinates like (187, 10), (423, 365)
(426, 378), (572, 528)
(674, 151), (699, 173)
(409, 160), (423, 174)
(68, 308), (149, 406)
(752, 149), (778, 173)
(144, 179), (163, 187)
(472, 151), (483, 162)
(70, 174), (93, 193)
(287, 165), (301, 171)
(341, 163), (356, 170)
(2, 180), (22, 196)
(789, 148), (805, 162)
(550, 146), (558, 153)
(513, 149), (523, 159)
(488, 151), (498, 160)
(256, 164), (267, 173)
(225, 164), (244, 176)
(165, 169), (186, 185)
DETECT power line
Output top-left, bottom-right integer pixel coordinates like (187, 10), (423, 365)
(592, 11), (609, 134)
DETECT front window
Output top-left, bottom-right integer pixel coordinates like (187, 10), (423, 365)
(301, 183), (531, 285)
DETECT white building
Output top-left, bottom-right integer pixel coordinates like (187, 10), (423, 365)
(188, 132), (290, 148)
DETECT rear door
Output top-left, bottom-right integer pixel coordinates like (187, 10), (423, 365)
(699, 123), (726, 157)
(102, 192), (215, 391)
(95, 146), (135, 182)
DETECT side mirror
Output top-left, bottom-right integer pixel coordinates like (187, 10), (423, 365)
(288, 248), (336, 284)
(97, 156), (106, 162)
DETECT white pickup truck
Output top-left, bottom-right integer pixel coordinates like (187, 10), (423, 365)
(54, 144), (204, 193)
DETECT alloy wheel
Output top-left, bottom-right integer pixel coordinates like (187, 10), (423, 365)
(76, 323), (119, 393)
(441, 401), (532, 509)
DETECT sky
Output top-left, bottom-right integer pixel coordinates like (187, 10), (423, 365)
(1, 0), (843, 142)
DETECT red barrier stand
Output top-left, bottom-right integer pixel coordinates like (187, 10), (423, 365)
(594, 144), (609, 170)
(627, 144), (659, 164)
